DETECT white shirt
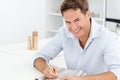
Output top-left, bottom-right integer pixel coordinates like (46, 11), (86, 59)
(34, 19), (120, 79)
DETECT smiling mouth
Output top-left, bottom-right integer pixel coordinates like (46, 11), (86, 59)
(73, 28), (81, 34)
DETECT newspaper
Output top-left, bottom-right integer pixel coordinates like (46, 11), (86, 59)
(40, 68), (87, 80)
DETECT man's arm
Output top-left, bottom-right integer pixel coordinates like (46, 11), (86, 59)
(34, 57), (48, 72)
(34, 57), (58, 79)
(61, 71), (117, 80)
(82, 71), (117, 80)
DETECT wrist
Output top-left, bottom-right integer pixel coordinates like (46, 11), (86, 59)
(42, 66), (48, 73)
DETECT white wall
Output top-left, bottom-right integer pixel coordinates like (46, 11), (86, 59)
(0, 0), (45, 45)
(106, 0), (120, 19)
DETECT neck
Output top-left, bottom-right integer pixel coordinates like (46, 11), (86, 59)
(79, 32), (89, 49)
(79, 19), (91, 48)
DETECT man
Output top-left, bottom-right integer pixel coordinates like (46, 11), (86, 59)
(33, 0), (120, 80)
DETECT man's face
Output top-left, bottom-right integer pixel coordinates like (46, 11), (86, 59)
(63, 8), (90, 39)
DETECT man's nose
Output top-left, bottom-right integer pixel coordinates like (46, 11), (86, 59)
(71, 23), (78, 31)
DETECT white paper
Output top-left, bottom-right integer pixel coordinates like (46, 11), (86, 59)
(40, 68), (87, 80)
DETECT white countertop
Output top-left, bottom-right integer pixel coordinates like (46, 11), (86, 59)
(0, 53), (43, 80)
(0, 38), (66, 80)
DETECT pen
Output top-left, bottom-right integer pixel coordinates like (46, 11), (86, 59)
(48, 64), (56, 74)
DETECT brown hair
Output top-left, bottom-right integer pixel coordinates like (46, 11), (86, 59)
(60, 0), (89, 15)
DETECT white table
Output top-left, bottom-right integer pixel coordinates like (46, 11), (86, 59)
(0, 53), (43, 80)
(0, 38), (66, 80)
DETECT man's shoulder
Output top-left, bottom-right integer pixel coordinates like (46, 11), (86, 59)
(100, 27), (117, 41)
(102, 27), (117, 37)
(57, 26), (75, 39)
(57, 26), (66, 36)
(58, 26), (66, 32)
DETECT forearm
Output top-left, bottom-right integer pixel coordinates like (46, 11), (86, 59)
(82, 71), (117, 80)
(34, 57), (48, 72)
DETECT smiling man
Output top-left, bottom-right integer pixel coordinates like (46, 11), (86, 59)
(63, 8), (91, 49)
(33, 0), (120, 80)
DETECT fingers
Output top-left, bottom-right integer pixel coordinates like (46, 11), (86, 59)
(43, 66), (58, 79)
(52, 66), (58, 75)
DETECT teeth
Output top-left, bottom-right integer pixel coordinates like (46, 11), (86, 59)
(74, 28), (80, 33)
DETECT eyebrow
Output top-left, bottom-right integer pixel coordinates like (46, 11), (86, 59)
(65, 21), (71, 23)
(74, 18), (79, 22)
(65, 18), (80, 23)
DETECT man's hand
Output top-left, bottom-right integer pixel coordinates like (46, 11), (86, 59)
(43, 66), (58, 79)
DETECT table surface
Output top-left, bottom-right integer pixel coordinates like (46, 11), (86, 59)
(0, 53), (43, 80)
(0, 38), (66, 80)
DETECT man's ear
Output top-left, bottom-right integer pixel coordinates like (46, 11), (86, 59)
(86, 10), (91, 19)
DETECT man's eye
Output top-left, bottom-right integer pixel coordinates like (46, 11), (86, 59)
(66, 22), (71, 24)
(76, 19), (80, 21)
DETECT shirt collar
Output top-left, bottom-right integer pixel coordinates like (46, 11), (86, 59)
(65, 18), (101, 39)
(90, 18), (101, 39)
